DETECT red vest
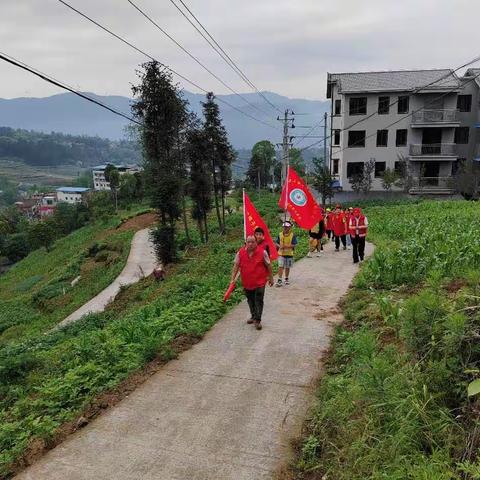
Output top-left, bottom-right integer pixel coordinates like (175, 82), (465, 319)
(238, 247), (268, 290)
(349, 215), (368, 237)
(332, 212), (346, 236)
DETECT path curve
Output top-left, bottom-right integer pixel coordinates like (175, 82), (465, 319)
(18, 242), (373, 479)
(57, 228), (156, 329)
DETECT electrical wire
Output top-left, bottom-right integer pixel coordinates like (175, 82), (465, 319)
(56, 0), (280, 131)
(126, 0), (273, 120)
(300, 57), (480, 153)
(168, 0), (283, 114)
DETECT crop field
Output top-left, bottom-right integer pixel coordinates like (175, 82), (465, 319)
(0, 192), (307, 477)
(292, 200), (480, 480)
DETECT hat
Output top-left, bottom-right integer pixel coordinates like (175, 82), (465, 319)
(282, 221), (292, 227)
(326, 208), (331, 212)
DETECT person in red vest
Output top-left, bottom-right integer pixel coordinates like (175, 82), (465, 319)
(332, 204), (347, 252)
(345, 207), (353, 250)
(254, 227), (270, 257)
(348, 207), (368, 263)
(230, 235), (274, 330)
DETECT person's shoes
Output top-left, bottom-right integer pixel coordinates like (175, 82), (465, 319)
(247, 318), (255, 324)
(315, 252), (322, 257)
(360, 257), (364, 262)
(307, 251), (313, 258)
(347, 246), (351, 250)
(343, 246), (347, 250)
(284, 278), (290, 285)
(255, 321), (262, 330)
(353, 260), (359, 264)
(276, 279), (283, 287)
(335, 248), (339, 252)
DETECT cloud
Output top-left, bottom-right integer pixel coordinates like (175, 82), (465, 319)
(0, 0), (479, 101)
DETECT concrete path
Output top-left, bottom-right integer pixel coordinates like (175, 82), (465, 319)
(57, 228), (156, 329)
(17, 241), (373, 480)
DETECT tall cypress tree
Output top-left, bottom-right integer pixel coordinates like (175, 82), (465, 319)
(202, 92), (234, 234)
(131, 61), (188, 264)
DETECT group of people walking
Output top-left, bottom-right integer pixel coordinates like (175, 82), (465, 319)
(230, 205), (368, 331)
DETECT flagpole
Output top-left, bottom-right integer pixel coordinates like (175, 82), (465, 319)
(284, 166), (289, 222)
(242, 188), (247, 241)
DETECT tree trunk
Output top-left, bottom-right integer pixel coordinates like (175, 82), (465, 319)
(197, 217), (205, 243)
(181, 194), (190, 243)
(211, 157), (223, 234)
(221, 185), (226, 232)
(203, 212), (209, 242)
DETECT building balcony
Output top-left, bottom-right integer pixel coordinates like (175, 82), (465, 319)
(411, 109), (460, 127)
(409, 177), (455, 195)
(409, 143), (458, 160)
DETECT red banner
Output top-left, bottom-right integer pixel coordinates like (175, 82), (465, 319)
(243, 191), (278, 260)
(278, 167), (323, 230)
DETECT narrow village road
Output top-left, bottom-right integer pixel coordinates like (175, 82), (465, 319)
(57, 228), (156, 329)
(18, 241), (373, 480)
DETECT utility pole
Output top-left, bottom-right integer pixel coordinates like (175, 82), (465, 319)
(323, 112), (328, 167)
(277, 109), (295, 187)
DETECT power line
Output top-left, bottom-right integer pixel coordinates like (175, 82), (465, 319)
(126, 0), (273, 120)
(56, 0), (280, 131)
(168, 0), (283, 114)
(333, 69), (480, 155)
(0, 52), (145, 128)
(300, 57), (480, 153)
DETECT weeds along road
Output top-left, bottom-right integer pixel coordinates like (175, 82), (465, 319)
(16, 242), (373, 480)
(56, 228), (156, 329)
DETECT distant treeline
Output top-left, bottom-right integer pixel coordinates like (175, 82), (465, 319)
(0, 127), (141, 167)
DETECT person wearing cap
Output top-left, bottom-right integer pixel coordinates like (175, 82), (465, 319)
(231, 235), (274, 330)
(275, 221), (297, 286)
(332, 204), (347, 252)
(348, 207), (368, 263)
(345, 207), (354, 250)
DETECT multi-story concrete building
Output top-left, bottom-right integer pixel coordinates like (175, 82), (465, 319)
(56, 187), (90, 204)
(327, 69), (480, 193)
(92, 164), (141, 191)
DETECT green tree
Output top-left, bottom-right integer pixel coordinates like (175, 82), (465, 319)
(132, 61), (188, 264)
(381, 168), (399, 193)
(246, 140), (276, 189)
(289, 148), (306, 177)
(312, 157), (334, 206)
(27, 220), (57, 252)
(104, 164), (120, 211)
(187, 126), (212, 243)
(202, 92), (234, 234)
(2, 232), (29, 262)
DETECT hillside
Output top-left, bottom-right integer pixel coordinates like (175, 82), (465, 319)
(0, 91), (329, 149)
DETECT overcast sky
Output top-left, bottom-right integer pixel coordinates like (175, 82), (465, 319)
(1, 0), (479, 102)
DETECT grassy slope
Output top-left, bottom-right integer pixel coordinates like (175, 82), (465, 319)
(292, 200), (480, 479)
(0, 192), (309, 477)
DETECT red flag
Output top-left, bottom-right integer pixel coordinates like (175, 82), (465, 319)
(278, 167), (323, 230)
(243, 190), (278, 260)
(223, 282), (236, 303)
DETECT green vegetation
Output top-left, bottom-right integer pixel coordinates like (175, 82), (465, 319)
(293, 200), (480, 479)
(0, 192), (304, 477)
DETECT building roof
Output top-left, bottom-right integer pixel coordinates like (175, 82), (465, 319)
(465, 68), (480, 87)
(56, 187), (90, 193)
(327, 69), (461, 97)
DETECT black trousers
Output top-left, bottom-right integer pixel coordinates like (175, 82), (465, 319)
(245, 287), (265, 322)
(335, 235), (346, 250)
(351, 235), (366, 263)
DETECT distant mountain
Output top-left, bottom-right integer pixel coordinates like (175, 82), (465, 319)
(0, 91), (329, 149)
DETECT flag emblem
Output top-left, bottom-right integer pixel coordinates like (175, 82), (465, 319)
(289, 188), (307, 207)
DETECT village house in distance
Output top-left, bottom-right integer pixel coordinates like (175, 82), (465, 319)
(92, 164), (141, 191)
(327, 68), (480, 193)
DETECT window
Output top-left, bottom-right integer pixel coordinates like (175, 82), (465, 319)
(454, 127), (469, 144)
(398, 96), (409, 114)
(334, 99), (341, 115)
(452, 159), (465, 176)
(333, 129), (341, 145)
(376, 129), (388, 147)
(347, 162), (364, 178)
(396, 129), (408, 146)
(348, 130), (366, 147)
(378, 96), (390, 114)
(332, 159), (339, 175)
(457, 95), (472, 112)
(349, 97), (367, 115)
(375, 162), (386, 178)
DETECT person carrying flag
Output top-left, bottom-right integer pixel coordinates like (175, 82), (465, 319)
(348, 207), (368, 263)
(230, 235), (274, 330)
(275, 221), (298, 286)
